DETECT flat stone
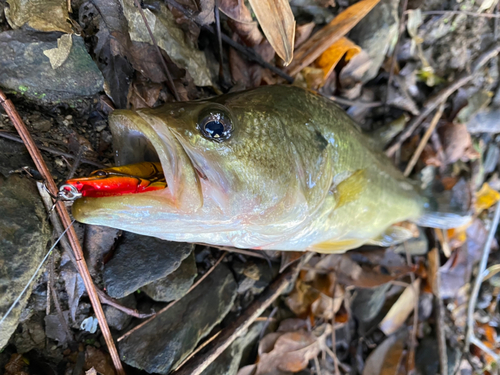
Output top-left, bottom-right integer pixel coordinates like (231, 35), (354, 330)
(119, 263), (237, 374)
(104, 232), (194, 298)
(0, 30), (103, 103)
(142, 251), (197, 302)
(0, 175), (51, 350)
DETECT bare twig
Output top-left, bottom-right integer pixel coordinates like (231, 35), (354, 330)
(386, 43), (500, 157)
(132, 0), (180, 102)
(387, 0), (409, 92)
(420, 10), (500, 19)
(0, 90), (125, 375)
(0, 131), (106, 168)
(328, 96), (383, 108)
(330, 278), (341, 375)
(96, 289), (156, 319)
(214, 0), (225, 81)
(465, 202), (500, 353)
(49, 253), (75, 343)
(172, 253), (313, 375)
(118, 253), (227, 342)
(429, 248), (448, 375)
(404, 244), (418, 374)
(403, 103), (445, 177)
(66, 146), (85, 180)
(173, 331), (222, 372)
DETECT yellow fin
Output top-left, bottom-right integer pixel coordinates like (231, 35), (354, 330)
(309, 238), (365, 254)
(334, 169), (366, 209)
(366, 225), (414, 247)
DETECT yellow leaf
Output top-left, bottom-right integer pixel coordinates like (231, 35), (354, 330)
(316, 37), (361, 82)
(476, 183), (500, 213)
(248, 0), (296, 65)
(287, 0), (380, 76)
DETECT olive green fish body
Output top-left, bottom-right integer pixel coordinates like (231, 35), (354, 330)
(73, 86), (430, 252)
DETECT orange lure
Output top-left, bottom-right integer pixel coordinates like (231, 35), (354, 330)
(62, 162), (167, 198)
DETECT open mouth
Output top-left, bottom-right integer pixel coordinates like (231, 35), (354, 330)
(60, 109), (204, 203)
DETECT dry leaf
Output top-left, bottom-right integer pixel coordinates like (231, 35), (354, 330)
(438, 122), (477, 164)
(5, 0), (72, 33)
(476, 183), (500, 213)
(316, 37), (361, 82)
(219, 0), (263, 47)
(43, 34), (73, 69)
(248, 0), (295, 65)
(254, 325), (332, 374)
(379, 278), (420, 335)
(363, 331), (407, 375)
(295, 22), (315, 49)
(85, 368), (98, 375)
(287, 0), (380, 76)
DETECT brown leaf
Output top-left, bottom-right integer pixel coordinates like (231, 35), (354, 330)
(220, 0), (263, 47)
(248, 0), (295, 65)
(5, 0), (72, 33)
(438, 122), (476, 164)
(363, 331), (407, 375)
(255, 325), (332, 374)
(285, 278), (320, 317)
(295, 22), (315, 49)
(84, 346), (116, 375)
(379, 278), (420, 336)
(286, 0), (380, 76)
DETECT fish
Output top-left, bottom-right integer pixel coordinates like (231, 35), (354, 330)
(69, 85), (468, 252)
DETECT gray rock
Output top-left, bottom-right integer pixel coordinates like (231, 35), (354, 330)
(0, 175), (51, 350)
(0, 138), (34, 178)
(348, 0), (399, 83)
(83, 224), (120, 280)
(103, 294), (136, 331)
(202, 322), (264, 375)
(119, 263), (237, 374)
(104, 232), (194, 298)
(0, 30), (103, 103)
(142, 251), (197, 302)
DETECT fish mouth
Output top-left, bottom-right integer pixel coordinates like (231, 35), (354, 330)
(106, 109), (203, 212)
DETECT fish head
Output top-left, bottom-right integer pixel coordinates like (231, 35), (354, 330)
(72, 87), (333, 245)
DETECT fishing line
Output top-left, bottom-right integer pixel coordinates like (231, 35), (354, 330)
(0, 219), (75, 327)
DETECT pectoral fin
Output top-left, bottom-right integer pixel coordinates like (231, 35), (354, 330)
(333, 169), (367, 210)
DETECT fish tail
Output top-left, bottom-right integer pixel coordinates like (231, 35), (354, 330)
(413, 188), (471, 229)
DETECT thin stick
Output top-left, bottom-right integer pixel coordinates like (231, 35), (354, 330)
(403, 103), (445, 177)
(404, 243), (418, 374)
(96, 289), (155, 319)
(0, 131), (106, 168)
(49, 253), (75, 343)
(386, 43), (500, 157)
(173, 331), (222, 372)
(465, 202), (500, 351)
(387, 0), (409, 92)
(172, 253), (313, 375)
(0, 90), (126, 375)
(207, 25), (294, 83)
(330, 278), (341, 375)
(328, 96), (383, 108)
(420, 10), (500, 18)
(0, 220), (74, 327)
(429, 248), (448, 375)
(118, 253), (226, 342)
(132, 0), (181, 102)
(214, 0), (225, 81)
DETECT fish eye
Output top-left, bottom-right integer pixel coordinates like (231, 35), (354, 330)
(198, 107), (233, 142)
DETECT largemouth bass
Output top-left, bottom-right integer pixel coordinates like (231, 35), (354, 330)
(70, 86), (466, 252)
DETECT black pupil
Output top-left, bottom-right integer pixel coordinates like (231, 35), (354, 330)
(204, 121), (225, 138)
